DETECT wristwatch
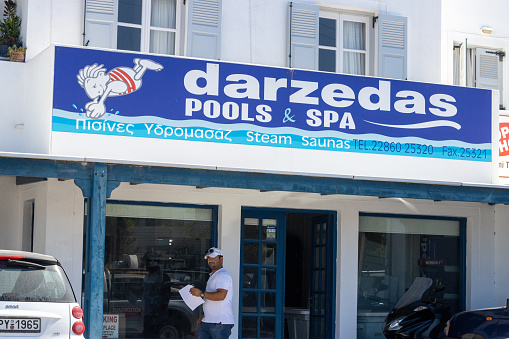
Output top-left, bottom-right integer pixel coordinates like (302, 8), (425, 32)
(200, 292), (205, 298)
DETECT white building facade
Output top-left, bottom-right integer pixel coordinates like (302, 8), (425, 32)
(1, 0), (509, 338)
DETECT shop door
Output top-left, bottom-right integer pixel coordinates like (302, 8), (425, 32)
(309, 215), (332, 339)
(240, 211), (286, 339)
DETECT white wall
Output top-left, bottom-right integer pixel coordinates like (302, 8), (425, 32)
(0, 46), (54, 154)
(23, 46), (54, 154)
(441, 0), (509, 35)
(0, 175), (85, 301)
(22, 0), (83, 61)
(0, 62), (26, 153)
(494, 204), (509, 306)
(403, 0), (442, 83)
(0, 176), (21, 249)
(44, 178), (85, 299)
(221, 0), (288, 67)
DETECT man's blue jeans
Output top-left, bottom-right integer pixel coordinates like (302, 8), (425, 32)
(197, 322), (234, 339)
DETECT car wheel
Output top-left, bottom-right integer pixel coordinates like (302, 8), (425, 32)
(159, 323), (181, 339)
(461, 334), (486, 339)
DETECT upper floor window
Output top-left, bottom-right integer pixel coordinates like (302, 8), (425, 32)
(117, 0), (181, 55)
(319, 13), (369, 75)
(85, 0), (222, 60)
(289, 2), (407, 80)
(453, 44), (504, 108)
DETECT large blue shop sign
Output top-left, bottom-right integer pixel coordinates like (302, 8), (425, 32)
(52, 46), (493, 162)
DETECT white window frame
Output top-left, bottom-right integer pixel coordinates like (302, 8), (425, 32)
(319, 10), (370, 75)
(116, 0), (183, 55)
(85, 0), (221, 59)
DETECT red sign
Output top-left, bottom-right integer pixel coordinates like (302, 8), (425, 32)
(500, 123), (509, 156)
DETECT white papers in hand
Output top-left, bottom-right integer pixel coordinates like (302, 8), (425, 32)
(179, 284), (204, 311)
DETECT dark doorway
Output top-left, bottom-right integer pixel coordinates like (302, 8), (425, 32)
(284, 213), (334, 339)
(239, 209), (335, 339)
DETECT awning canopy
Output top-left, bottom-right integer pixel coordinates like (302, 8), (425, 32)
(1, 152), (508, 204)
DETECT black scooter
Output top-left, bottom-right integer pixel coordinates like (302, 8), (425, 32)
(382, 277), (451, 339)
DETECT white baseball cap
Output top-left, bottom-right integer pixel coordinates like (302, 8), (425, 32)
(204, 247), (223, 259)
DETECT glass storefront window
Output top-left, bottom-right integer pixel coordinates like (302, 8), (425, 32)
(102, 202), (215, 339)
(357, 215), (462, 339)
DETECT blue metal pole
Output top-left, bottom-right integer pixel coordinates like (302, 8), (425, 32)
(84, 163), (107, 338)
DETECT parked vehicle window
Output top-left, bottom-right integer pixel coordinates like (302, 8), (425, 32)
(0, 262), (75, 303)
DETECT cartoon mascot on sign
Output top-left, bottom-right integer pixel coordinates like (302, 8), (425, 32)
(77, 58), (163, 119)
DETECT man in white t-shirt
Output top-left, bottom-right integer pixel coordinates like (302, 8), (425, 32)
(190, 247), (234, 339)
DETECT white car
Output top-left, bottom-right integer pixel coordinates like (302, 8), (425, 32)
(0, 250), (85, 338)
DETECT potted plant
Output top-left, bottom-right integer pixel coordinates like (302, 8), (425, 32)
(8, 44), (25, 61)
(0, 0), (22, 57)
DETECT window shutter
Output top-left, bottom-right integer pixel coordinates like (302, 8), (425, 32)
(476, 48), (503, 107)
(187, 0), (222, 60)
(84, 0), (117, 48)
(476, 48), (502, 91)
(377, 14), (407, 80)
(289, 2), (319, 70)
